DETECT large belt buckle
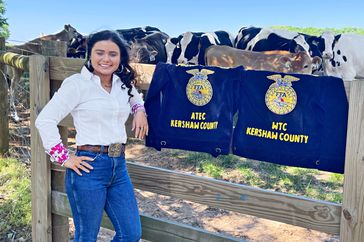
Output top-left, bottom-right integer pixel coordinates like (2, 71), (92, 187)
(108, 143), (123, 157)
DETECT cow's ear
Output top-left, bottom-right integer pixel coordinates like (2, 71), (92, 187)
(280, 56), (291, 68)
(312, 56), (322, 69)
(64, 24), (70, 31)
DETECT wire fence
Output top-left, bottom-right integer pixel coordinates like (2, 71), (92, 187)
(5, 72), (31, 164)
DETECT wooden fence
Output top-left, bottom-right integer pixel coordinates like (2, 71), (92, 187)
(0, 38), (66, 154)
(1, 39), (363, 241)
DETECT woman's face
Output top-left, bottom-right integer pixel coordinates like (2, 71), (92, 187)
(90, 40), (121, 80)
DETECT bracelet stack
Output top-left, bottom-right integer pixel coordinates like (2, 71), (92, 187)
(131, 103), (145, 114)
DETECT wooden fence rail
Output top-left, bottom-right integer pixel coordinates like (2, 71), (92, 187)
(28, 53), (364, 242)
(0, 52), (29, 71)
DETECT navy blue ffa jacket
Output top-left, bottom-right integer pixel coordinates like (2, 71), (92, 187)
(232, 70), (348, 173)
(145, 63), (243, 157)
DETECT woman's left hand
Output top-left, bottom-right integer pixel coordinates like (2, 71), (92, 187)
(132, 110), (148, 139)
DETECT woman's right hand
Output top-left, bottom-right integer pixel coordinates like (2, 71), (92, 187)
(63, 154), (94, 176)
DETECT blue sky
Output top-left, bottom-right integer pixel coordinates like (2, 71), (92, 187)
(5, 0), (364, 44)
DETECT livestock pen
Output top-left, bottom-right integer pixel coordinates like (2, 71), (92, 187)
(1, 39), (363, 242)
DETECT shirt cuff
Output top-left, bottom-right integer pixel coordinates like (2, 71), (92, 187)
(46, 142), (70, 165)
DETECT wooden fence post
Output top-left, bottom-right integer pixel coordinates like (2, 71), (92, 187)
(41, 40), (70, 242)
(30, 54), (52, 242)
(0, 37), (9, 154)
(340, 80), (364, 242)
(30, 40), (68, 242)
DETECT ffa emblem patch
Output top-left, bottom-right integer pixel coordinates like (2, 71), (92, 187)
(186, 69), (214, 106)
(265, 74), (299, 115)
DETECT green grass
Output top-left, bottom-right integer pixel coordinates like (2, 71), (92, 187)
(185, 152), (344, 203)
(0, 150), (344, 241)
(0, 158), (31, 240)
(271, 26), (364, 36)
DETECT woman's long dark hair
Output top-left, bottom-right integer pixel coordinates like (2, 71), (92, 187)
(84, 30), (135, 98)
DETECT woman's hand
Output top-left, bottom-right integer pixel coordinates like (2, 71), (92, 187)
(132, 110), (148, 139)
(63, 154), (94, 176)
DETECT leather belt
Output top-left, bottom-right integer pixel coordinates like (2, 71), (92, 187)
(77, 143), (125, 157)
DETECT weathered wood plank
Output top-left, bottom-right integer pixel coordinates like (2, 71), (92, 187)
(0, 52), (29, 70)
(30, 54), (52, 242)
(49, 56), (84, 81)
(52, 191), (243, 242)
(0, 38), (9, 154)
(41, 40), (69, 242)
(128, 163), (341, 235)
(49, 56), (154, 90)
(51, 162), (341, 235)
(340, 81), (364, 242)
(130, 62), (156, 90)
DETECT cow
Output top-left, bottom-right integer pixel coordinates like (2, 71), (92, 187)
(67, 35), (87, 58)
(205, 45), (318, 74)
(165, 30), (235, 65)
(321, 32), (364, 80)
(116, 26), (169, 64)
(235, 27), (323, 74)
(8, 24), (81, 56)
(6, 24), (81, 122)
(67, 26), (169, 63)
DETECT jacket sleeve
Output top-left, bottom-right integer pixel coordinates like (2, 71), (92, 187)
(144, 63), (169, 149)
(318, 76), (348, 173)
(35, 75), (81, 151)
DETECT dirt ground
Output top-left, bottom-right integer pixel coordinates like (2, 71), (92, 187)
(8, 106), (339, 242)
(89, 140), (339, 242)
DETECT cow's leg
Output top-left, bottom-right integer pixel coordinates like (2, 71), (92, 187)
(9, 67), (22, 122)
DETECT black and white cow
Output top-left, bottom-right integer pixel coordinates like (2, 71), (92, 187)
(235, 27), (323, 74)
(321, 32), (364, 80)
(165, 30), (235, 65)
(68, 35), (87, 58)
(116, 26), (169, 64)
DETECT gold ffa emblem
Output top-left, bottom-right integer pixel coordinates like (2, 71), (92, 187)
(265, 74), (299, 115)
(186, 69), (214, 106)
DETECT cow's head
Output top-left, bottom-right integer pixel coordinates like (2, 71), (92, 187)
(63, 24), (82, 43)
(285, 51), (315, 74)
(128, 32), (168, 63)
(128, 40), (158, 64)
(320, 32), (336, 60)
(67, 35), (87, 58)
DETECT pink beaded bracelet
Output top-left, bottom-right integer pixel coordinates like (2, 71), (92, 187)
(131, 103), (145, 114)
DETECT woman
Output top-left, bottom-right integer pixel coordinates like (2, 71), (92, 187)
(35, 30), (148, 242)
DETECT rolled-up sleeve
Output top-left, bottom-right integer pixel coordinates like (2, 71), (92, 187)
(35, 76), (81, 150)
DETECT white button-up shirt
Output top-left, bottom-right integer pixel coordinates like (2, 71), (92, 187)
(35, 66), (144, 150)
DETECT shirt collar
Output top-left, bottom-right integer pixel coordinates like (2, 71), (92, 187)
(80, 66), (121, 85)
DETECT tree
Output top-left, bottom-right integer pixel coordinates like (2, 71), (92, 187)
(0, 0), (9, 38)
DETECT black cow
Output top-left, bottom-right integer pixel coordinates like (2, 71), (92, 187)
(165, 31), (235, 65)
(116, 26), (169, 64)
(68, 26), (169, 64)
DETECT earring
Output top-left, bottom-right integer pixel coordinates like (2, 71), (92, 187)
(117, 64), (124, 73)
(87, 60), (92, 69)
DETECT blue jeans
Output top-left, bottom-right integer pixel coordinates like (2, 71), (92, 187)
(65, 149), (141, 242)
